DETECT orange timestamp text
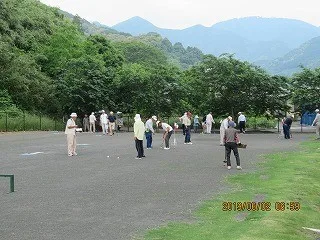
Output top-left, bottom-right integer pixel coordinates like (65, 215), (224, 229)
(222, 201), (301, 211)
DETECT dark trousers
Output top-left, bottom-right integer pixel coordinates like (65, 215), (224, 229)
(225, 142), (241, 166)
(145, 132), (152, 148)
(185, 126), (191, 143)
(135, 139), (144, 158)
(182, 124), (186, 135)
(283, 124), (291, 139)
(239, 121), (246, 133)
(165, 131), (173, 148)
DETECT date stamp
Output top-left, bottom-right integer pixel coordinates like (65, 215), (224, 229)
(222, 201), (301, 211)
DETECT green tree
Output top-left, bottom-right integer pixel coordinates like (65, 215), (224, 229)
(291, 67), (320, 112)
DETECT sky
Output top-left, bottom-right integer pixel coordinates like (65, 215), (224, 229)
(39, 0), (320, 29)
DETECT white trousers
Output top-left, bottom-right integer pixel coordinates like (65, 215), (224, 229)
(90, 122), (95, 133)
(102, 123), (108, 135)
(220, 127), (225, 144)
(206, 122), (212, 134)
(67, 134), (76, 155)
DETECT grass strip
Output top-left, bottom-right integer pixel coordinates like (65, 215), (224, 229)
(144, 141), (320, 240)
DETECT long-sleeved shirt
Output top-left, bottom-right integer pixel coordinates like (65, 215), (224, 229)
(145, 119), (155, 133)
(220, 118), (229, 130)
(312, 113), (320, 126)
(100, 113), (108, 124)
(238, 114), (246, 123)
(224, 127), (240, 143)
(206, 114), (213, 123)
(134, 120), (145, 140)
(89, 114), (96, 123)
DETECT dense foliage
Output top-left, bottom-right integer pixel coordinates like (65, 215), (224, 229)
(1, 0), (316, 121)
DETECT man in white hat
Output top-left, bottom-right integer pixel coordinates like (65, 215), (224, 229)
(134, 114), (145, 159)
(100, 110), (108, 135)
(238, 112), (246, 133)
(145, 115), (157, 149)
(65, 113), (78, 156)
(312, 109), (320, 139)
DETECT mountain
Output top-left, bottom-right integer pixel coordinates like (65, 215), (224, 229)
(60, 13), (203, 69)
(112, 16), (320, 62)
(257, 36), (320, 76)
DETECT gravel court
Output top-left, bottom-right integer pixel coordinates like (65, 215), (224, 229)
(0, 131), (310, 240)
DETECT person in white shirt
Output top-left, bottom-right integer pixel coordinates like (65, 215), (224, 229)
(220, 116), (232, 145)
(100, 110), (108, 135)
(89, 112), (96, 133)
(157, 120), (173, 149)
(312, 109), (320, 139)
(179, 112), (188, 135)
(206, 112), (214, 134)
(134, 114), (145, 159)
(238, 112), (246, 133)
(145, 115), (157, 149)
(184, 112), (192, 144)
(65, 112), (78, 156)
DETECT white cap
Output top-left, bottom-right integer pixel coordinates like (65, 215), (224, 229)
(152, 115), (157, 121)
(70, 113), (77, 117)
(134, 114), (141, 121)
(316, 109), (319, 112)
(101, 110), (105, 113)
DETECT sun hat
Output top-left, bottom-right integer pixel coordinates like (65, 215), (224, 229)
(134, 114), (141, 121)
(101, 110), (105, 113)
(227, 116), (232, 120)
(152, 115), (157, 121)
(316, 109), (319, 112)
(70, 113), (77, 117)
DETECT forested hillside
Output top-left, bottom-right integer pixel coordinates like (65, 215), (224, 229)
(1, 0), (319, 119)
(257, 36), (320, 76)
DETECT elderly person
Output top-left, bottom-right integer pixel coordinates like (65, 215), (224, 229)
(206, 112), (214, 134)
(82, 114), (90, 132)
(220, 116), (232, 145)
(108, 111), (116, 136)
(312, 109), (320, 139)
(224, 121), (242, 170)
(100, 110), (108, 135)
(179, 112), (188, 135)
(134, 114), (145, 159)
(157, 120), (173, 150)
(238, 112), (246, 133)
(283, 115), (293, 139)
(184, 112), (192, 144)
(145, 115), (157, 149)
(65, 112), (78, 156)
(89, 112), (96, 133)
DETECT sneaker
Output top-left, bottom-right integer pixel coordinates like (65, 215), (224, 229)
(227, 166), (231, 170)
(236, 166), (242, 170)
(142, 155), (146, 158)
(164, 147), (170, 150)
(72, 152), (77, 156)
(187, 142), (193, 145)
(184, 143), (187, 144)
(68, 154), (73, 157)
(135, 157), (142, 159)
